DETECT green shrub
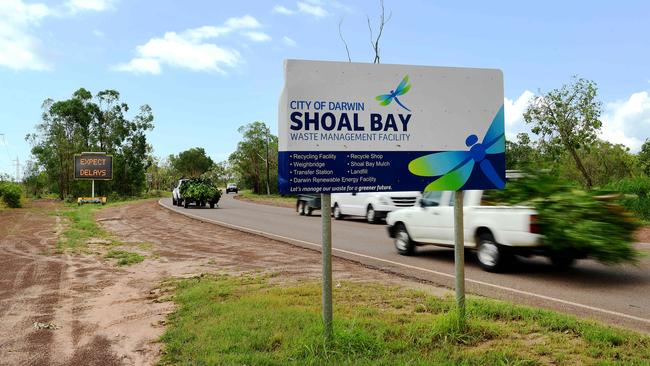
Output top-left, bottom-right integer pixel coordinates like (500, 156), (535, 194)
(485, 171), (641, 264)
(0, 182), (23, 208)
(604, 177), (650, 221)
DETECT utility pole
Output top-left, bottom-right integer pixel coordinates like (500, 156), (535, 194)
(265, 126), (271, 195)
(13, 156), (20, 182)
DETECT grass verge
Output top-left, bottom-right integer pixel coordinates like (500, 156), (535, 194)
(56, 201), (152, 266)
(159, 274), (650, 365)
(105, 249), (145, 266)
(235, 189), (295, 207)
(56, 204), (113, 252)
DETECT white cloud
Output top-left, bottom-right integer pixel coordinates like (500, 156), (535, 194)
(243, 31), (271, 42)
(272, 5), (295, 15)
(113, 57), (161, 75)
(0, 0), (116, 71)
(224, 15), (261, 29)
(282, 35), (297, 47)
(66, 0), (115, 13)
(115, 31), (240, 74)
(297, 1), (329, 17)
(0, 0), (51, 70)
(503, 90), (534, 139)
(92, 29), (104, 37)
(115, 15), (264, 75)
(601, 91), (650, 152)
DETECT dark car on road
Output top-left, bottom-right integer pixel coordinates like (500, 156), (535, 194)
(226, 183), (238, 194)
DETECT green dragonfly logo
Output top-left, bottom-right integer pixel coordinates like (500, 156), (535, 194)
(376, 75), (412, 111)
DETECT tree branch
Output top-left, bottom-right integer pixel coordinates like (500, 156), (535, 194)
(338, 18), (352, 62)
(367, 0), (391, 64)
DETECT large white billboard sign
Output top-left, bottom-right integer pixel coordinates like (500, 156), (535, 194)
(278, 59), (505, 194)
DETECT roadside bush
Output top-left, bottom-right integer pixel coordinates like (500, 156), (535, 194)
(604, 177), (650, 222)
(0, 182), (23, 208)
(485, 171), (641, 264)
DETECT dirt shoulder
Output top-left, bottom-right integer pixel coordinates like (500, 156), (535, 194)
(0, 199), (448, 366)
(637, 226), (650, 243)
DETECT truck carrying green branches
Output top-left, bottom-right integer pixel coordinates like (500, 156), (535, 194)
(484, 171), (641, 265)
(173, 178), (221, 209)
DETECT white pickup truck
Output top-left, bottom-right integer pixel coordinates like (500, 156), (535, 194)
(386, 190), (550, 272)
(332, 191), (422, 224)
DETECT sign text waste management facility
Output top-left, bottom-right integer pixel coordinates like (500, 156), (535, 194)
(278, 60), (505, 194)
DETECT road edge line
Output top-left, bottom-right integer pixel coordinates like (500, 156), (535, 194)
(158, 199), (650, 325)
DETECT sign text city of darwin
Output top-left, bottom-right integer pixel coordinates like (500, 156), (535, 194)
(278, 59), (505, 194)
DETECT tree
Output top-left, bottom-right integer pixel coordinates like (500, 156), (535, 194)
(558, 140), (636, 187)
(505, 133), (541, 170)
(202, 161), (233, 188)
(639, 139), (650, 176)
(26, 88), (154, 199)
(170, 148), (214, 178)
(229, 122), (278, 194)
(145, 156), (178, 192)
(523, 78), (602, 188)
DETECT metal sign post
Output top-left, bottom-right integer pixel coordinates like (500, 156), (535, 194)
(321, 193), (333, 340)
(453, 191), (465, 327)
(91, 179), (95, 198)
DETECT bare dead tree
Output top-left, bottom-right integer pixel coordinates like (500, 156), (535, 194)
(367, 0), (392, 64)
(337, 0), (391, 64)
(338, 18), (352, 62)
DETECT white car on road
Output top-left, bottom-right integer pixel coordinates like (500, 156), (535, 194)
(332, 191), (422, 224)
(172, 179), (188, 206)
(386, 190), (548, 272)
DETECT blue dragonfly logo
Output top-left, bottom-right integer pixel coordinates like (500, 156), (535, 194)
(376, 76), (412, 111)
(408, 106), (505, 191)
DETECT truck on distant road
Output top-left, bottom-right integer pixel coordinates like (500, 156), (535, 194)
(386, 190), (551, 272)
(172, 178), (222, 209)
(296, 194), (321, 216)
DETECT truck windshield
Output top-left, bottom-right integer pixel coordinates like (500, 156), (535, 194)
(421, 191), (442, 207)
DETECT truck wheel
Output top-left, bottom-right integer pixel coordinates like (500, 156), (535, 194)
(477, 233), (510, 272)
(549, 252), (575, 269)
(394, 223), (415, 255)
(366, 205), (378, 224)
(306, 207), (313, 216)
(333, 204), (344, 220)
(298, 201), (306, 215)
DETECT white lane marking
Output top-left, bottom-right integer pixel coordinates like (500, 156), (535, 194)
(159, 199), (650, 325)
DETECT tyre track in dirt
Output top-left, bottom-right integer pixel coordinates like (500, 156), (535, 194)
(1, 199), (446, 366)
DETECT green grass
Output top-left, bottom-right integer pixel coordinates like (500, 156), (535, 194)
(105, 249), (145, 266)
(56, 204), (114, 252)
(236, 189), (296, 206)
(56, 202), (152, 267)
(159, 275), (650, 365)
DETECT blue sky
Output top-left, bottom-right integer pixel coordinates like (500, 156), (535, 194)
(1, 0), (649, 178)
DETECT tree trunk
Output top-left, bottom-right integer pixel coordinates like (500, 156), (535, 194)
(568, 147), (593, 189)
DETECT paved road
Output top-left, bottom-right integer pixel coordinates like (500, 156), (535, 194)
(160, 195), (650, 333)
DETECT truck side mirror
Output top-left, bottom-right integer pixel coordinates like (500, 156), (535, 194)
(420, 198), (437, 207)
